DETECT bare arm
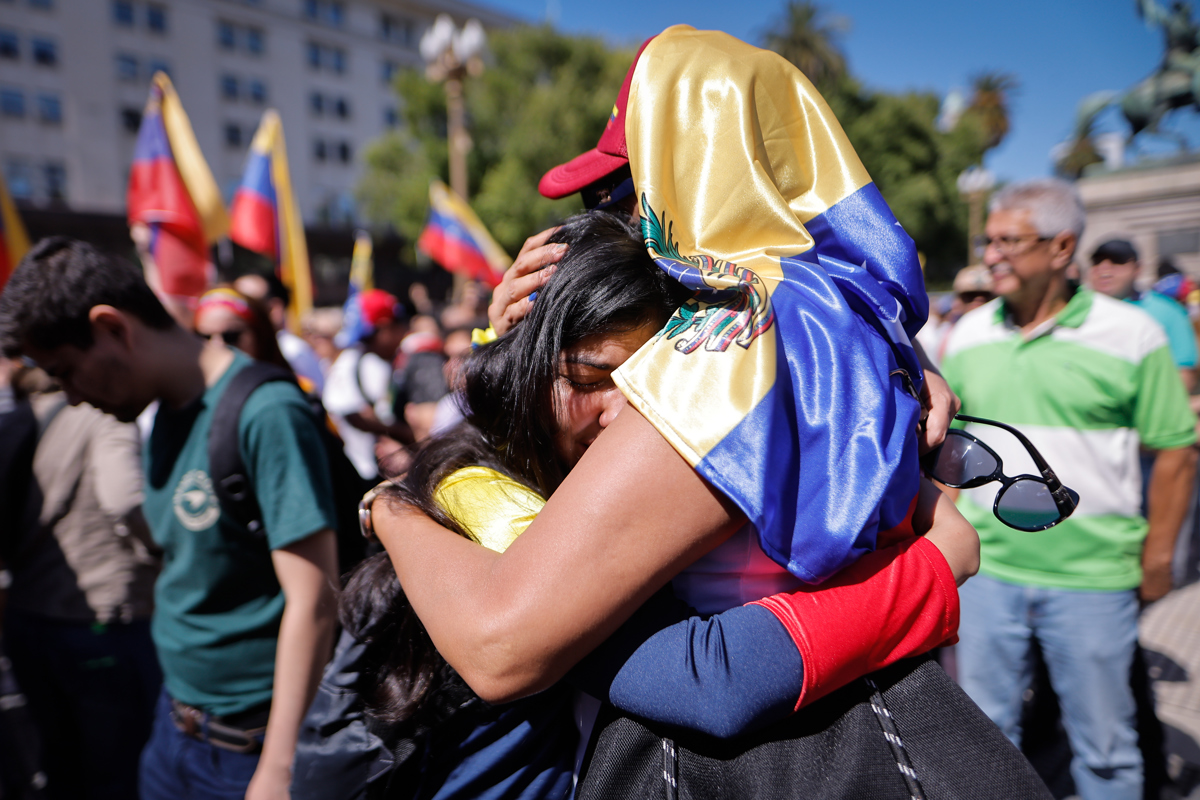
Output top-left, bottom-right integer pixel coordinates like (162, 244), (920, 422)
(1142, 445), (1197, 602)
(914, 340), (961, 455)
(247, 529), (338, 800)
(344, 407), (414, 445)
(916, 478), (979, 585)
(375, 406), (742, 703)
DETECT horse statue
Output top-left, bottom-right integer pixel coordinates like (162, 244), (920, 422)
(1123, 0), (1200, 134)
(1060, 0), (1199, 175)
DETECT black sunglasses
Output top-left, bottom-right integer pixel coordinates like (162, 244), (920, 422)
(209, 329), (244, 346)
(922, 414), (1080, 532)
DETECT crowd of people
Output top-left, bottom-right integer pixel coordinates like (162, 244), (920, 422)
(0, 22), (1198, 800)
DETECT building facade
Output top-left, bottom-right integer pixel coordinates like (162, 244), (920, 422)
(1077, 155), (1200, 282)
(0, 0), (515, 225)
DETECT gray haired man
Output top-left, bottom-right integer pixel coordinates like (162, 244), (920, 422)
(940, 178), (1197, 800)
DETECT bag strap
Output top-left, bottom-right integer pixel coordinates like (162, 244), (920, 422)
(865, 676), (927, 800)
(209, 361), (298, 536)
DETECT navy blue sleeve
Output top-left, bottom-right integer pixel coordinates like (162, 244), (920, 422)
(567, 589), (803, 738)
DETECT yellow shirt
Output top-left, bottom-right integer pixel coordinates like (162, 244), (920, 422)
(432, 466), (545, 553)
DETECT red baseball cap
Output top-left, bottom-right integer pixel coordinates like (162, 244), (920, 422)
(538, 37), (655, 200)
(359, 288), (401, 329)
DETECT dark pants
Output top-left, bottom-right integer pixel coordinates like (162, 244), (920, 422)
(4, 610), (161, 800)
(139, 689), (263, 800)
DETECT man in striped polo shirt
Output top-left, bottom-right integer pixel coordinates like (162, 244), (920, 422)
(941, 178), (1197, 800)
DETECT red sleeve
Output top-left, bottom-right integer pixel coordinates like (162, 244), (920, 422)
(749, 535), (959, 710)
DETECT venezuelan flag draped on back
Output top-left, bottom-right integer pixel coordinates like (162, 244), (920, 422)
(127, 72), (227, 301)
(613, 27), (929, 584)
(417, 180), (511, 288)
(229, 110), (312, 333)
(0, 169), (30, 291)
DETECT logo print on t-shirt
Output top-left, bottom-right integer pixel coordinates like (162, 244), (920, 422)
(173, 469), (221, 531)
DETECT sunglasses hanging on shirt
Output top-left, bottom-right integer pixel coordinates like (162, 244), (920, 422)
(922, 414), (1080, 532)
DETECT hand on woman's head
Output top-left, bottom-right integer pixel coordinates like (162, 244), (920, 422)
(488, 227), (567, 336)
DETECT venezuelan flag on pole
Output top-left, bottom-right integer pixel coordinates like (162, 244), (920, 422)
(0, 170), (30, 291)
(127, 72), (227, 301)
(335, 230), (375, 347)
(416, 180), (510, 288)
(229, 110), (312, 333)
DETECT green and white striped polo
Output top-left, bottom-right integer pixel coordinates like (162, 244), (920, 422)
(940, 288), (1196, 591)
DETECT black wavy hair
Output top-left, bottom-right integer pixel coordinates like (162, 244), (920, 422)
(0, 237), (175, 356)
(340, 211), (689, 724)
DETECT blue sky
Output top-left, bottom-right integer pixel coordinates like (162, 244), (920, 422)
(477, 0), (1200, 182)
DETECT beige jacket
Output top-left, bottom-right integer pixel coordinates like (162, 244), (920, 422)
(8, 393), (159, 623)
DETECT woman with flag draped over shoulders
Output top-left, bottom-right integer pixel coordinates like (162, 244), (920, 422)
(369, 26), (1049, 797)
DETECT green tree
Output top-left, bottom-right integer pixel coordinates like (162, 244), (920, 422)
(759, 3), (989, 283)
(965, 71), (1019, 151)
(760, 1), (850, 92)
(358, 25), (632, 256)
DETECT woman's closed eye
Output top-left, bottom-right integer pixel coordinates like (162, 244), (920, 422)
(559, 363), (616, 391)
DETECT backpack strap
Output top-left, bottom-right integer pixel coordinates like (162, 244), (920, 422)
(209, 361), (298, 536)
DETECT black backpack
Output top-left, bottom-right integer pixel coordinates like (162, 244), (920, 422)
(208, 361), (374, 578)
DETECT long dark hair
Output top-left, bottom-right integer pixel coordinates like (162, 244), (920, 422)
(340, 211), (689, 723)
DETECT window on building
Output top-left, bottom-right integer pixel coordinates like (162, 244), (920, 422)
(245, 26), (263, 54)
(0, 30), (18, 60)
(217, 20), (236, 49)
(313, 138), (326, 162)
(146, 58), (170, 78)
(337, 141), (351, 163)
(381, 59), (398, 84)
(116, 52), (139, 80)
(112, 0), (134, 25)
(309, 91), (323, 115)
(5, 161), (33, 199)
(43, 161), (66, 202)
(334, 97), (348, 119)
(0, 89), (25, 118)
(221, 74), (239, 100)
(307, 42), (345, 74)
(305, 0), (343, 26)
(384, 107), (398, 128)
(32, 38), (57, 66)
(224, 122), (243, 148)
(146, 3), (167, 33)
(380, 13), (414, 46)
(120, 107), (142, 133)
(37, 93), (61, 123)
(247, 79), (266, 104)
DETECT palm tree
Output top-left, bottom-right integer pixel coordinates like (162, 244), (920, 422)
(967, 71), (1019, 150)
(761, 1), (849, 89)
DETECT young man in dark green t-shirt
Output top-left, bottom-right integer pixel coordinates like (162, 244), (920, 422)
(0, 238), (339, 799)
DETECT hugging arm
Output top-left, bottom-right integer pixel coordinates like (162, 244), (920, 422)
(375, 407), (743, 703)
(567, 480), (968, 738)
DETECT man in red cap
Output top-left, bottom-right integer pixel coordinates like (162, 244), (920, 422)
(323, 288), (412, 479)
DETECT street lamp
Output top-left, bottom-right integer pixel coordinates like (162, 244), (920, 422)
(957, 166), (995, 266)
(420, 14), (485, 206)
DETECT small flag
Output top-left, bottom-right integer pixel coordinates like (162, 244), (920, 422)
(127, 72), (227, 301)
(417, 180), (511, 287)
(0, 170), (30, 291)
(336, 230), (375, 347)
(229, 110), (312, 333)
